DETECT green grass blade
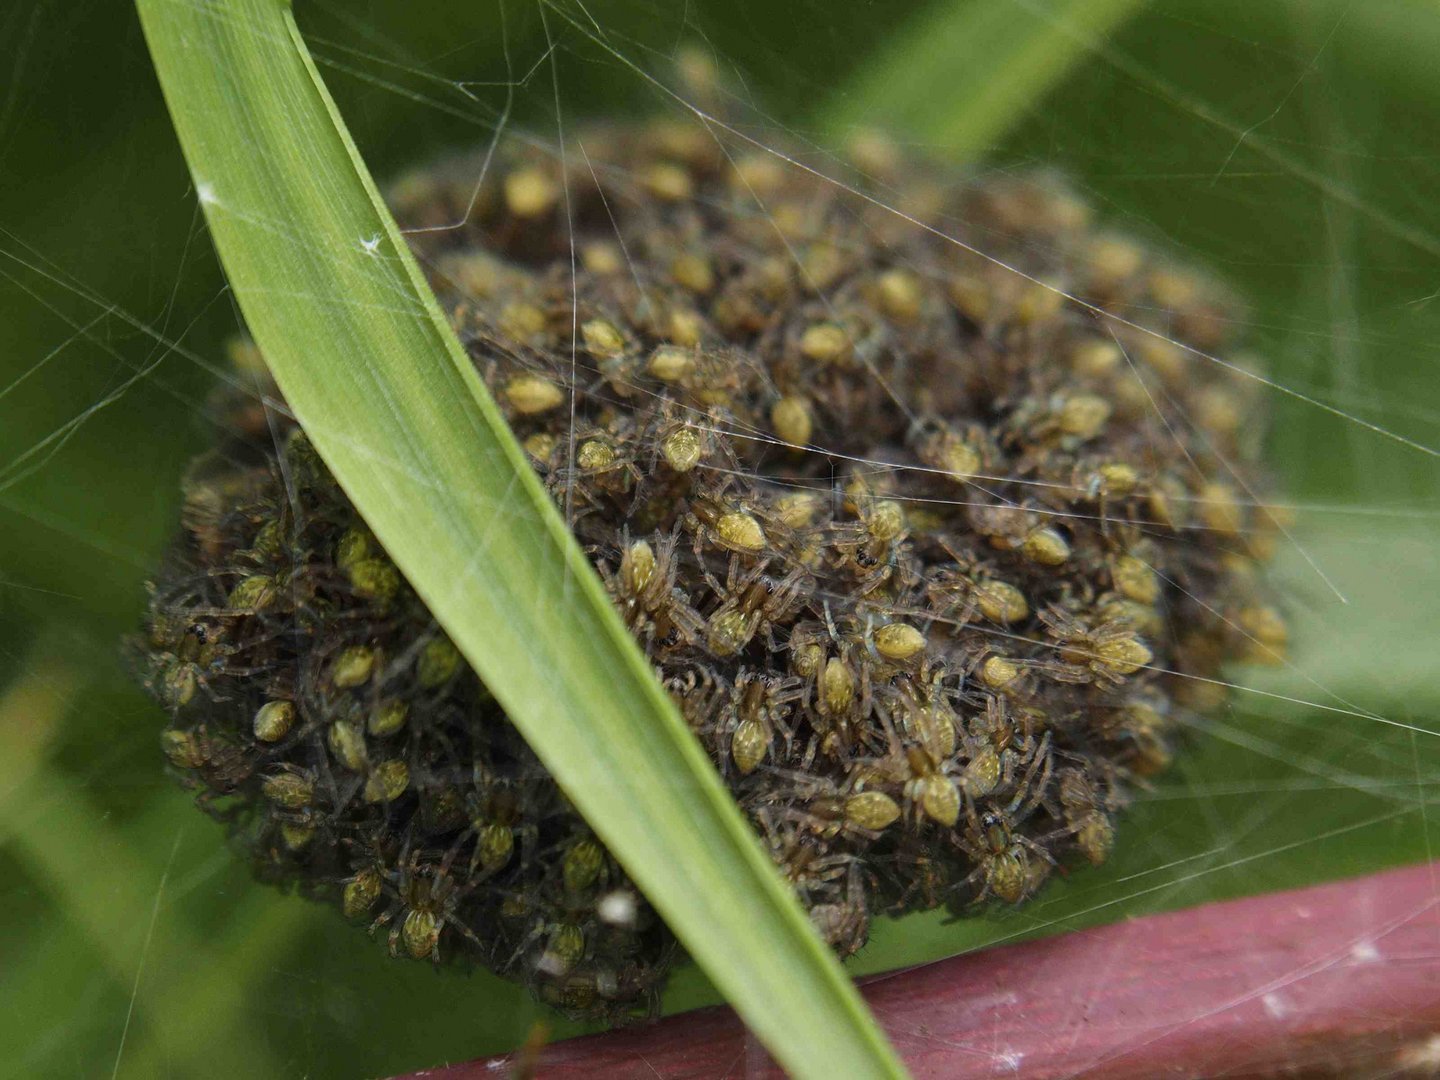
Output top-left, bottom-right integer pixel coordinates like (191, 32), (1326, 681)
(132, 1), (905, 1075)
(826, 0), (1148, 158)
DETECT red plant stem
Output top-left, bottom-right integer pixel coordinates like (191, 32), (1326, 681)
(410, 863), (1440, 1079)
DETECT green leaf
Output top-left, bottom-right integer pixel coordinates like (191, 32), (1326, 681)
(825, 0), (1149, 158)
(131, 1), (904, 1076)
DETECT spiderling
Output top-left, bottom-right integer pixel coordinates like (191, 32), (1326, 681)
(134, 114), (1283, 1022)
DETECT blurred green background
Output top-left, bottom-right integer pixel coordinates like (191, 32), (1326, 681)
(2, 0), (1438, 1076)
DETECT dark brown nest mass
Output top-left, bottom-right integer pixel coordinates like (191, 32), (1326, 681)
(136, 120), (1288, 1021)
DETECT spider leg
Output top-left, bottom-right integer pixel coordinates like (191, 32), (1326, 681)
(1005, 730), (1053, 823)
(387, 921), (405, 958)
(442, 910), (487, 954)
(954, 860), (993, 905)
(367, 904), (397, 937)
(503, 916), (548, 973)
(1018, 832), (1057, 865)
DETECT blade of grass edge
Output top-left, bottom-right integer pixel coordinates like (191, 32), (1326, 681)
(825, 0), (1148, 159)
(131, 1), (905, 1076)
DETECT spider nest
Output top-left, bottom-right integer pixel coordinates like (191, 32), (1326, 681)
(136, 114), (1287, 1021)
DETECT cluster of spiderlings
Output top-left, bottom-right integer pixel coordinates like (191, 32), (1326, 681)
(138, 119), (1289, 1020)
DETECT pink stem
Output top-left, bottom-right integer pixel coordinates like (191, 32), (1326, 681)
(409, 862), (1440, 1078)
